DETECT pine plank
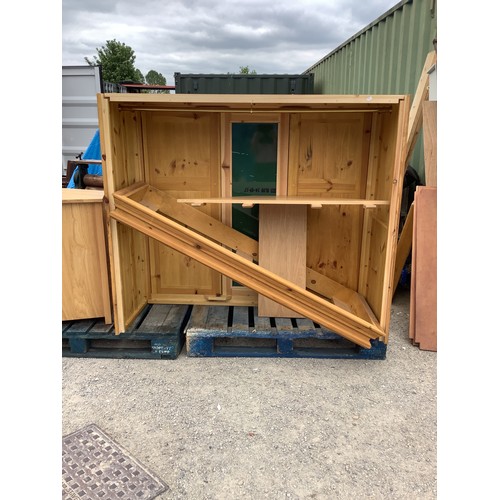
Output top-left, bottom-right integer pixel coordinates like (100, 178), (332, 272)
(423, 100), (437, 187)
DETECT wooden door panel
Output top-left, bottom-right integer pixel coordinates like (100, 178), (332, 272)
(289, 113), (371, 289)
(142, 112), (222, 299)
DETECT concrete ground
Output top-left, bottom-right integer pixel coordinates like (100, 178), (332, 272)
(61, 288), (437, 499)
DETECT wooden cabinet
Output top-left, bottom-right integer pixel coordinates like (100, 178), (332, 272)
(62, 189), (112, 323)
(98, 94), (409, 348)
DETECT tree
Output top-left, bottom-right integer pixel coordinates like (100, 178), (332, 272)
(133, 68), (145, 84)
(144, 70), (169, 93)
(145, 70), (167, 86)
(85, 39), (139, 83)
(239, 66), (257, 75)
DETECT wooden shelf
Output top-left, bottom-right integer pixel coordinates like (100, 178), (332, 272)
(177, 196), (390, 209)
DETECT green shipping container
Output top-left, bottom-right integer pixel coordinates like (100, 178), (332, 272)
(174, 73), (315, 94)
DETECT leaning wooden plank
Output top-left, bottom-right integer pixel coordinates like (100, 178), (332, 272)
(110, 195), (384, 348)
(422, 100), (437, 187)
(411, 187), (437, 351)
(406, 50), (437, 162)
(393, 202), (414, 297)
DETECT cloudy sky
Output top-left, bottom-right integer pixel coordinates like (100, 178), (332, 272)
(62, 0), (397, 84)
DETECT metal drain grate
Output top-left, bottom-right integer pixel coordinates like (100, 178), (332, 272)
(62, 424), (168, 499)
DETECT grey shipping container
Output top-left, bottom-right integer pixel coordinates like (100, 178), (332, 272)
(174, 73), (314, 94)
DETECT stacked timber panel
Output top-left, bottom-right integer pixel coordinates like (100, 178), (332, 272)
(98, 94), (409, 351)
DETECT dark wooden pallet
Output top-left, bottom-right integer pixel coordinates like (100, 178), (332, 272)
(186, 306), (386, 359)
(62, 304), (191, 359)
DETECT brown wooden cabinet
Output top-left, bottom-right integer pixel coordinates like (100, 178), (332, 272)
(62, 188), (112, 323)
(98, 94), (409, 348)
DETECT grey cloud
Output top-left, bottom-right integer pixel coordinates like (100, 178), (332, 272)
(62, 0), (397, 77)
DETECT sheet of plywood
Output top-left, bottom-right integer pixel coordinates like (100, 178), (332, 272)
(258, 204), (307, 317)
(410, 186), (437, 351)
(423, 100), (437, 187)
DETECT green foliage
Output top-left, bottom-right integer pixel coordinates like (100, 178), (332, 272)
(239, 66), (257, 75)
(144, 70), (169, 93)
(85, 39), (167, 91)
(85, 39), (139, 83)
(145, 70), (167, 85)
(133, 68), (145, 84)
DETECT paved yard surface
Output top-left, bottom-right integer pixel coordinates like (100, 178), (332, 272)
(61, 288), (437, 499)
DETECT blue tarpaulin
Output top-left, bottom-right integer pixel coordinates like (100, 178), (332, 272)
(67, 129), (102, 188)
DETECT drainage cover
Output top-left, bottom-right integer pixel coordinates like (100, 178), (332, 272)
(62, 424), (167, 499)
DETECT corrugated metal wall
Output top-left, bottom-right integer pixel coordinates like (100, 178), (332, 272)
(304, 0), (437, 180)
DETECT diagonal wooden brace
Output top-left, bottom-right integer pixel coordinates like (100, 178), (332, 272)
(111, 191), (385, 348)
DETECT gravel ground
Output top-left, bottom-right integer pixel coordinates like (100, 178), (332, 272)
(61, 288), (437, 499)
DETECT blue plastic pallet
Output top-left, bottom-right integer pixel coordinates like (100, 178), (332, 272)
(62, 304), (191, 359)
(186, 306), (386, 359)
